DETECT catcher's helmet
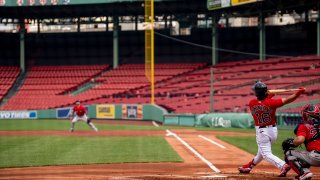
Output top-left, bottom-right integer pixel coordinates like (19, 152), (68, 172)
(301, 104), (320, 125)
(252, 81), (268, 100)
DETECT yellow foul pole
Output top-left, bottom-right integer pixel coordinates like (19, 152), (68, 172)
(145, 0), (155, 104)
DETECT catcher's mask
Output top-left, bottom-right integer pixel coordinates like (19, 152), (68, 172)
(252, 81), (268, 100)
(301, 104), (320, 125)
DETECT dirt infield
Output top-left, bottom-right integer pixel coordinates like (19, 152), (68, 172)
(0, 121), (319, 180)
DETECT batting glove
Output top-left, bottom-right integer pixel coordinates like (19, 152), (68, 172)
(296, 87), (306, 96)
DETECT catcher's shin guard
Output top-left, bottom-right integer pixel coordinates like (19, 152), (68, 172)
(286, 150), (310, 177)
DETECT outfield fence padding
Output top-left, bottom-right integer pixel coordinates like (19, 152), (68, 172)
(197, 113), (255, 128)
(163, 114), (196, 126)
(0, 104), (167, 122)
(0, 105), (303, 129)
(163, 112), (303, 129)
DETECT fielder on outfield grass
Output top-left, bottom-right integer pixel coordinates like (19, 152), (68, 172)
(238, 81), (305, 177)
(69, 100), (98, 132)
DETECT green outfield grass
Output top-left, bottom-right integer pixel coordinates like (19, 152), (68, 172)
(0, 119), (299, 168)
(217, 129), (297, 158)
(0, 119), (186, 131)
(0, 136), (182, 168)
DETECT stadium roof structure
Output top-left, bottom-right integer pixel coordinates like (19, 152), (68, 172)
(0, 0), (207, 19)
(0, 0), (318, 19)
(0, 0), (319, 71)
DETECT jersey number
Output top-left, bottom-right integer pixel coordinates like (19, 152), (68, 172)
(255, 112), (272, 125)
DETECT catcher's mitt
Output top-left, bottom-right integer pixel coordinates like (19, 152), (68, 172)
(282, 138), (297, 152)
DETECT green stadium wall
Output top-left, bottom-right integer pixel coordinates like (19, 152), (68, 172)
(163, 113), (303, 129)
(0, 104), (167, 122)
(164, 113), (254, 128)
(0, 105), (303, 129)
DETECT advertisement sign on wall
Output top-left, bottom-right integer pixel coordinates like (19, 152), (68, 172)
(208, 0), (257, 10)
(0, 111), (37, 119)
(56, 107), (72, 119)
(122, 105), (143, 119)
(197, 113), (254, 128)
(231, 0), (256, 6)
(207, 0), (231, 10)
(207, 0), (221, 10)
(56, 106), (88, 119)
(96, 105), (115, 119)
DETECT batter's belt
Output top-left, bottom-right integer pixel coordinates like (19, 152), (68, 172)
(258, 124), (276, 129)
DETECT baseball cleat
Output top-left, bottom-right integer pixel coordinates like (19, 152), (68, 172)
(278, 164), (291, 177)
(238, 167), (251, 174)
(295, 172), (313, 180)
(69, 128), (74, 133)
(239, 160), (255, 174)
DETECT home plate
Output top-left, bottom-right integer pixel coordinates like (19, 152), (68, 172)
(201, 175), (228, 178)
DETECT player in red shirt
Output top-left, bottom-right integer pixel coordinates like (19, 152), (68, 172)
(238, 81), (305, 177)
(282, 104), (320, 180)
(70, 100), (98, 132)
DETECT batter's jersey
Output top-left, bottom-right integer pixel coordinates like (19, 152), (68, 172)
(296, 123), (320, 151)
(249, 95), (284, 126)
(73, 105), (86, 117)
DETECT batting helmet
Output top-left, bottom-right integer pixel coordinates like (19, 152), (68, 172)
(252, 81), (268, 100)
(301, 104), (320, 125)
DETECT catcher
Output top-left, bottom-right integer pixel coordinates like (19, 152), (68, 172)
(282, 104), (320, 180)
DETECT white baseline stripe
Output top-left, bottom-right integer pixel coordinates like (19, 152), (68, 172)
(166, 130), (221, 173)
(198, 135), (226, 149)
(152, 121), (159, 127)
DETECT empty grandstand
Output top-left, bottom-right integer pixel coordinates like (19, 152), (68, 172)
(0, 0), (319, 115)
(1, 55), (319, 114)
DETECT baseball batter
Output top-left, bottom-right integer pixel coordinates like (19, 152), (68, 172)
(238, 81), (305, 177)
(282, 104), (320, 180)
(69, 100), (98, 132)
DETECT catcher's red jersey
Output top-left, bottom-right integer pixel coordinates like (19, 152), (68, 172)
(249, 95), (284, 126)
(73, 105), (86, 116)
(296, 124), (320, 151)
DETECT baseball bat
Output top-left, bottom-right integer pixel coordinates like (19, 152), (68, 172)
(267, 89), (301, 94)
